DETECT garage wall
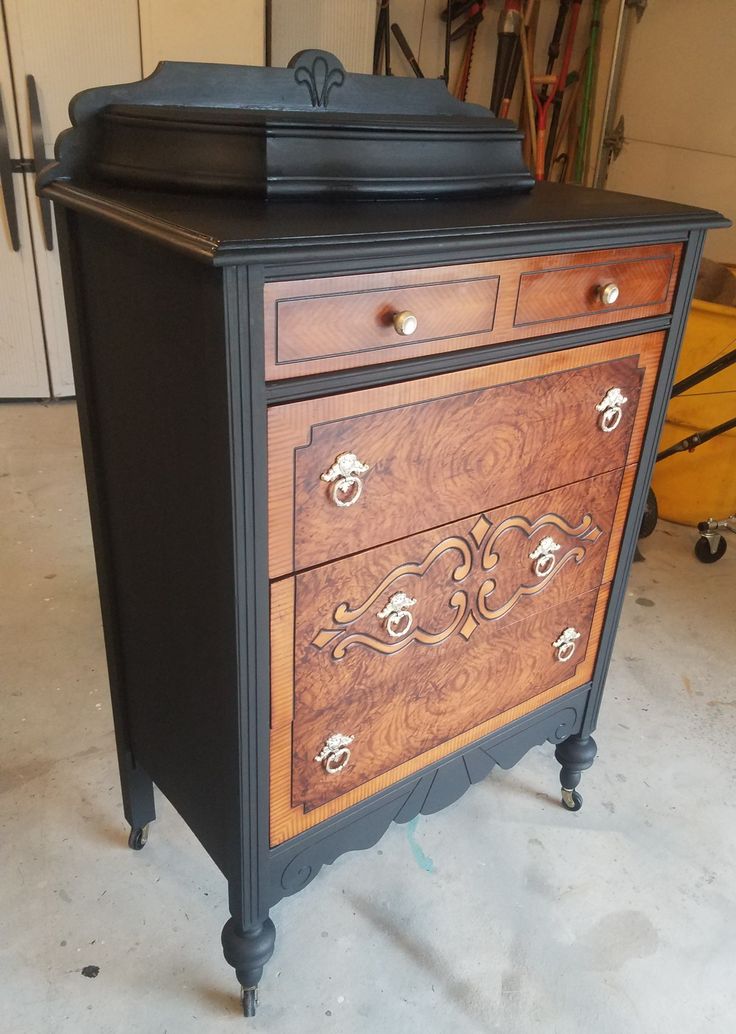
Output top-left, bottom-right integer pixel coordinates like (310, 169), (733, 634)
(605, 0), (736, 262)
(269, 0), (620, 188)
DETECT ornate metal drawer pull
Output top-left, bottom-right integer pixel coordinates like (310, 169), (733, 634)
(529, 535), (561, 577)
(598, 282), (620, 306)
(596, 387), (628, 433)
(553, 627), (581, 663)
(321, 452), (370, 507)
(392, 310), (418, 336)
(314, 733), (354, 775)
(377, 591), (417, 638)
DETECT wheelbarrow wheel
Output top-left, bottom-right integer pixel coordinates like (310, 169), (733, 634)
(639, 488), (658, 539)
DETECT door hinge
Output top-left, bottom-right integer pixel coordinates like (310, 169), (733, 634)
(603, 115), (625, 163)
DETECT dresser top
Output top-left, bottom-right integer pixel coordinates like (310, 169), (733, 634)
(43, 178), (727, 266)
(40, 54), (727, 264)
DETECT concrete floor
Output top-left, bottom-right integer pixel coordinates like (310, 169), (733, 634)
(1, 400), (734, 1034)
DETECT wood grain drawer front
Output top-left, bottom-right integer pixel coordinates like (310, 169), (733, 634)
(514, 246), (679, 327)
(268, 334), (663, 578)
(291, 585), (601, 812)
(264, 264), (499, 374)
(263, 244), (680, 379)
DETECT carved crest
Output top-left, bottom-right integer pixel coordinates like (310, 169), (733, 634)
(293, 52), (345, 108)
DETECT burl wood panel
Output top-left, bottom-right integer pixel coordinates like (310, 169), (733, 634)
(265, 263), (499, 365)
(268, 334), (664, 578)
(515, 252), (676, 326)
(269, 583), (611, 843)
(294, 587), (599, 811)
(263, 244), (680, 379)
(291, 466), (623, 683)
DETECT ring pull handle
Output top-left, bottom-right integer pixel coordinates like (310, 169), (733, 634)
(314, 733), (354, 775)
(393, 310), (418, 336)
(377, 591), (416, 638)
(553, 627), (581, 663)
(596, 386), (628, 433)
(321, 452), (370, 507)
(598, 282), (620, 306)
(529, 535), (561, 577)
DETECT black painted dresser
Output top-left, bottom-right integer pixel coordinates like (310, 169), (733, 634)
(41, 51), (726, 1016)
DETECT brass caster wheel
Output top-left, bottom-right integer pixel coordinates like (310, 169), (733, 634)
(127, 824), (149, 850)
(561, 788), (583, 812)
(240, 986), (258, 1018)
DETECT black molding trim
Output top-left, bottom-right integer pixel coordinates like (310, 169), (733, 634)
(581, 227), (708, 736)
(41, 180), (728, 268)
(265, 314), (672, 404)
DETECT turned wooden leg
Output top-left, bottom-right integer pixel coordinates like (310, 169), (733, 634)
(554, 733), (597, 812)
(221, 916), (276, 1017)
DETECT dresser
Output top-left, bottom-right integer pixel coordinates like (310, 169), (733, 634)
(41, 52), (727, 1017)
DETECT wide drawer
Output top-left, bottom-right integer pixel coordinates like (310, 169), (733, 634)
(268, 334), (663, 578)
(291, 584), (601, 812)
(263, 244), (680, 379)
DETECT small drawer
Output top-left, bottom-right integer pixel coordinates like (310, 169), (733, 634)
(264, 263), (499, 376)
(267, 334), (662, 578)
(290, 584), (601, 812)
(514, 246), (679, 327)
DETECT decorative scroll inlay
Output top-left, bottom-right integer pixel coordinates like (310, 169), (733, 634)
(312, 506), (603, 659)
(294, 54), (345, 108)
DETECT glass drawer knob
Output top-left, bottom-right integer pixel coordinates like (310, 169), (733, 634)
(393, 310), (418, 336)
(599, 282), (620, 306)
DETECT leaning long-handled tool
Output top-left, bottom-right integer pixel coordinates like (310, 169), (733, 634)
(541, 0), (576, 174)
(490, 1), (522, 117)
(574, 0), (601, 182)
(449, 2), (487, 100)
(372, 1), (392, 76)
(391, 22), (424, 78)
(519, 0), (539, 168)
(529, 0), (582, 180)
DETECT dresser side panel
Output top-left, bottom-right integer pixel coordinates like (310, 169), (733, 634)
(70, 215), (242, 878)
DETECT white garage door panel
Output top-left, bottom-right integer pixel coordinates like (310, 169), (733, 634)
(2, 0), (142, 398)
(0, 175), (51, 399)
(0, 29), (49, 398)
